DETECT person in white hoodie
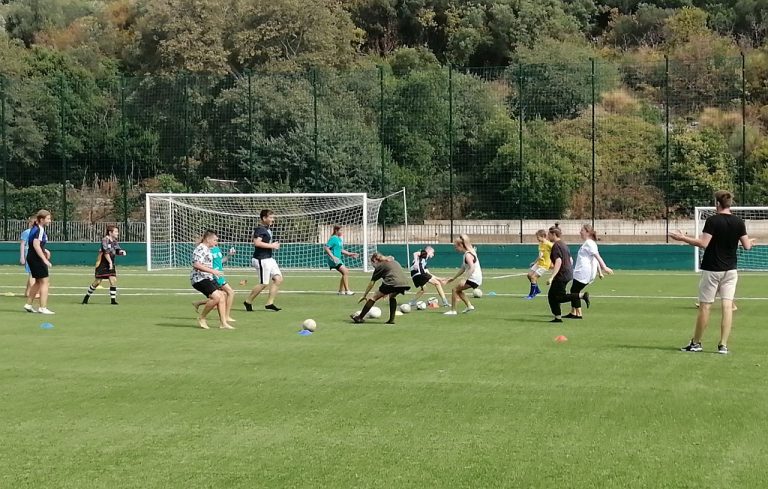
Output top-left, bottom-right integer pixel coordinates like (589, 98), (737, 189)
(565, 224), (613, 319)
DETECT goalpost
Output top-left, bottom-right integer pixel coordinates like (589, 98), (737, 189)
(145, 191), (408, 272)
(694, 206), (765, 271)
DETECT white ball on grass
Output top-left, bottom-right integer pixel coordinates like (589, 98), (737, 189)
(473, 288), (483, 298)
(367, 306), (382, 319)
(399, 303), (412, 313)
(302, 319), (317, 332)
(416, 301), (427, 310)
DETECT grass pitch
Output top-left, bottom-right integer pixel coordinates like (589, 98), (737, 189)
(1, 267), (768, 488)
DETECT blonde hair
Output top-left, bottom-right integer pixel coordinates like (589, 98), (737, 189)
(535, 229), (546, 239)
(454, 234), (475, 252)
(582, 224), (597, 240)
(35, 209), (51, 223)
(715, 190), (733, 209)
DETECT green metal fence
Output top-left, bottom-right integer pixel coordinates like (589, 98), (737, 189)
(0, 57), (761, 242)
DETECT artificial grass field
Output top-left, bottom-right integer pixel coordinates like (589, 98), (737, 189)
(1, 266), (768, 488)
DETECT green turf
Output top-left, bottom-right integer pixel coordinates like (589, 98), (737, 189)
(1, 266), (768, 488)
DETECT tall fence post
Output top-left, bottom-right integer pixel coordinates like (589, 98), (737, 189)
(741, 51), (747, 203)
(311, 67), (319, 191)
(590, 58), (596, 227)
(1, 76), (7, 241)
(517, 64), (524, 244)
(58, 75), (69, 241)
(379, 65), (386, 243)
(120, 75), (129, 240)
(183, 72), (190, 192)
(448, 64), (454, 242)
(247, 71), (255, 191)
(664, 55), (670, 243)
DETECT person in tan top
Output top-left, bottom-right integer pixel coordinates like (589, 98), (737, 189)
(352, 253), (410, 324)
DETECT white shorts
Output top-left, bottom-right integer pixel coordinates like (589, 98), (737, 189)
(251, 257), (282, 285)
(529, 265), (548, 277)
(698, 270), (738, 303)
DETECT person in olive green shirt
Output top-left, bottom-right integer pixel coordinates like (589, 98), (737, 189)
(351, 252), (410, 324)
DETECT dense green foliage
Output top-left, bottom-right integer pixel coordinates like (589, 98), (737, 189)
(2, 1), (768, 222)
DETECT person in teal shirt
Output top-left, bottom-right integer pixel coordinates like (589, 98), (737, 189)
(194, 241), (237, 323)
(324, 225), (359, 295)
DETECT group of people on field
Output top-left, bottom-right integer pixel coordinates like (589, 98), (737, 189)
(19, 189), (753, 353)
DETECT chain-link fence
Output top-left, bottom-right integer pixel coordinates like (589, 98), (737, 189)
(0, 56), (761, 243)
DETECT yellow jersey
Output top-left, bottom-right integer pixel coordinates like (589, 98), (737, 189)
(536, 240), (553, 269)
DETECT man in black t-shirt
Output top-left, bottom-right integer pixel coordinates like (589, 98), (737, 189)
(244, 209), (283, 312)
(670, 190), (754, 354)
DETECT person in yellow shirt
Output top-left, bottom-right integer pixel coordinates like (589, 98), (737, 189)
(525, 229), (552, 299)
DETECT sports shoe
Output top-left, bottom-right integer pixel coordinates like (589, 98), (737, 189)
(345, 291), (355, 296)
(550, 318), (563, 323)
(443, 310), (458, 316)
(111, 300), (119, 305)
(462, 306), (475, 314)
(524, 295), (534, 300)
(38, 308), (55, 315)
(265, 304), (282, 311)
(564, 314), (582, 319)
(680, 341), (702, 352)
(717, 344), (729, 355)
(350, 314), (365, 324)
(81, 296), (89, 305)
(24, 304), (37, 313)
(582, 292), (591, 308)
(243, 301), (253, 312)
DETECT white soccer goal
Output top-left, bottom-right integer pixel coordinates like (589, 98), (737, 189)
(694, 206), (765, 271)
(145, 191), (408, 271)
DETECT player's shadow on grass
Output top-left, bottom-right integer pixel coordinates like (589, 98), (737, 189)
(615, 344), (684, 352)
(156, 320), (200, 328)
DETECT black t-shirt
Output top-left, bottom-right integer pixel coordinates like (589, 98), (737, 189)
(252, 225), (273, 260)
(550, 240), (573, 282)
(700, 213), (747, 272)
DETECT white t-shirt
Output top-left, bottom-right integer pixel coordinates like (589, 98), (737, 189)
(573, 239), (600, 284)
(190, 243), (214, 284)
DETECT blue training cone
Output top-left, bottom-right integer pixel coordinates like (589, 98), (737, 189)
(40, 322), (54, 329)
(298, 329), (312, 336)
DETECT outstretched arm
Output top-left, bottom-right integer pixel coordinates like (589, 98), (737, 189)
(669, 230), (712, 249)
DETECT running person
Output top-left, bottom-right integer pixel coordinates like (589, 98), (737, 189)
(25, 209), (54, 315)
(525, 229), (553, 299)
(351, 252), (410, 324)
(444, 234), (482, 315)
(565, 224), (613, 319)
(244, 209), (282, 312)
(194, 244), (237, 323)
(546, 224), (590, 323)
(324, 225), (359, 295)
(82, 225), (127, 305)
(191, 230), (234, 330)
(409, 246), (449, 307)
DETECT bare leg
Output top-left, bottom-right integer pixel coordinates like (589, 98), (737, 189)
(432, 279), (449, 305)
(266, 275), (283, 306)
(340, 266), (351, 292)
(719, 299), (734, 346)
(457, 287), (472, 309)
(37, 278), (50, 309)
(412, 288), (425, 303)
(224, 284), (236, 321)
(246, 284), (267, 303)
(692, 302), (712, 343)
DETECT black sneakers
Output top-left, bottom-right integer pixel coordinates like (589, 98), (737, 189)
(265, 304), (282, 311)
(243, 301), (253, 312)
(680, 341), (703, 352)
(717, 344), (729, 355)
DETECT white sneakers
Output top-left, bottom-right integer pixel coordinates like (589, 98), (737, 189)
(23, 304), (54, 314)
(337, 291), (355, 295)
(444, 306), (475, 316)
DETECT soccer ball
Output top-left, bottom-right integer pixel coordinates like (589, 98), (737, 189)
(399, 303), (412, 313)
(416, 301), (427, 310)
(473, 288), (483, 298)
(367, 306), (382, 319)
(302, 319), (317, 332)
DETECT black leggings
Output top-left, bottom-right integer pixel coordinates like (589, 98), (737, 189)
(570, 280), (588, 308)
(548, 279), (581, 317)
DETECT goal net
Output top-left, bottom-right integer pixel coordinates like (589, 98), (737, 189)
(694, 206), (766, 271)
(146, 192), (404, 271)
